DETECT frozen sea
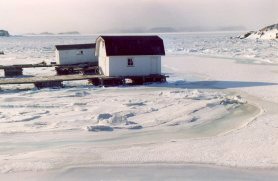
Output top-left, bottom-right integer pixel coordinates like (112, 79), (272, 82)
(0, 32), (277, 66)
(0, 32), (278, 180)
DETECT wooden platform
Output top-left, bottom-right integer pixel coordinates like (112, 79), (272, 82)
(0, 74), (167, 89)
(0, 75), (103, 85)
(0, 62), (97, 69)
(0, 75), (103, 88)
(0, 64), (52, 69)
(0, 62), (98, 77)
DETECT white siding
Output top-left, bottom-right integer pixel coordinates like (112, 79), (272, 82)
(56, 48), (97, 65)
(97, 39), (108, 75)
(107, 56), (161, 76)
(99, 57), (110, 75)
(55, 50), (60, 63)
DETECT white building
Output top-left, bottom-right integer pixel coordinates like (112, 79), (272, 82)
(55, 43), (97, 65)
(95, 36), (165, 77)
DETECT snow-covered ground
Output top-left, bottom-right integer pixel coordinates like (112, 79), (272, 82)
(162, 32), (278, 64)
(0, 33), (278, 179)
(0, 86), (246, 134)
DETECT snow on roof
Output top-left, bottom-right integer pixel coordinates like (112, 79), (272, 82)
(99, 36), (165, 56)
(55, 43), (96, 50)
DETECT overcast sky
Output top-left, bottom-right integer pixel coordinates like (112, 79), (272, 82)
(0, 0), (277, 34)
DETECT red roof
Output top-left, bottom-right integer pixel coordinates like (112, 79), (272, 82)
(99, 36), (165, 56)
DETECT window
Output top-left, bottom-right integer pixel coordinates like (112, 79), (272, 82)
(77, 50), (84, 55)
(127, 58), (134, 67)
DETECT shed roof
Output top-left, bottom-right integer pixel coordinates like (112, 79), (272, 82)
(99, 36), (165, 56)
(55, 43), (95, 50)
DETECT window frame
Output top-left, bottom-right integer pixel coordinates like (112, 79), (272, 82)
(77, 50), (84, 55)
(127, 58), (134, 67)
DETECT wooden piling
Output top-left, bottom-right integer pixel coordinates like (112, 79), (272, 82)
(4, 67), (23, 77)
(34, 81), (63, 89)
(100, 77), (124, 87)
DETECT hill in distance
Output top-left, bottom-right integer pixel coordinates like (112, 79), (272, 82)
(240, 24), (278, 40)
(0, 30), (10, 37)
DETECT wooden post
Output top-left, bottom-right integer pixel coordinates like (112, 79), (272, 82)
(88, 78), (101, 86)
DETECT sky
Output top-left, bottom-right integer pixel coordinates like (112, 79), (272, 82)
(0, 0), (277, 34)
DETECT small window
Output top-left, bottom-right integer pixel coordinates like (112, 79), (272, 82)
(127, 58), (134, 67)
(77, 50), (84, 55)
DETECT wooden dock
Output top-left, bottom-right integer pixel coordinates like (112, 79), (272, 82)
(0, 75), (103, 85)
(0, 64), (53, 69)
(0, 74), (167, 89)
(0, 62), (97, 69)
(0, 62), (98, 77)
(0, 75), (103, 88)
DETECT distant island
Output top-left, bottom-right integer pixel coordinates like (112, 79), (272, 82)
(240, 23), (278, 40)
(23, 31), (80, 36)
(102, 26), (246, 34)
(40, 32), (55, 35)
(58, 31), (80, 35)
(0, 30), (10, 37)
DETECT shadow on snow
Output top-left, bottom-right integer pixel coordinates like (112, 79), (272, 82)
(148, 80), (278, 89)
